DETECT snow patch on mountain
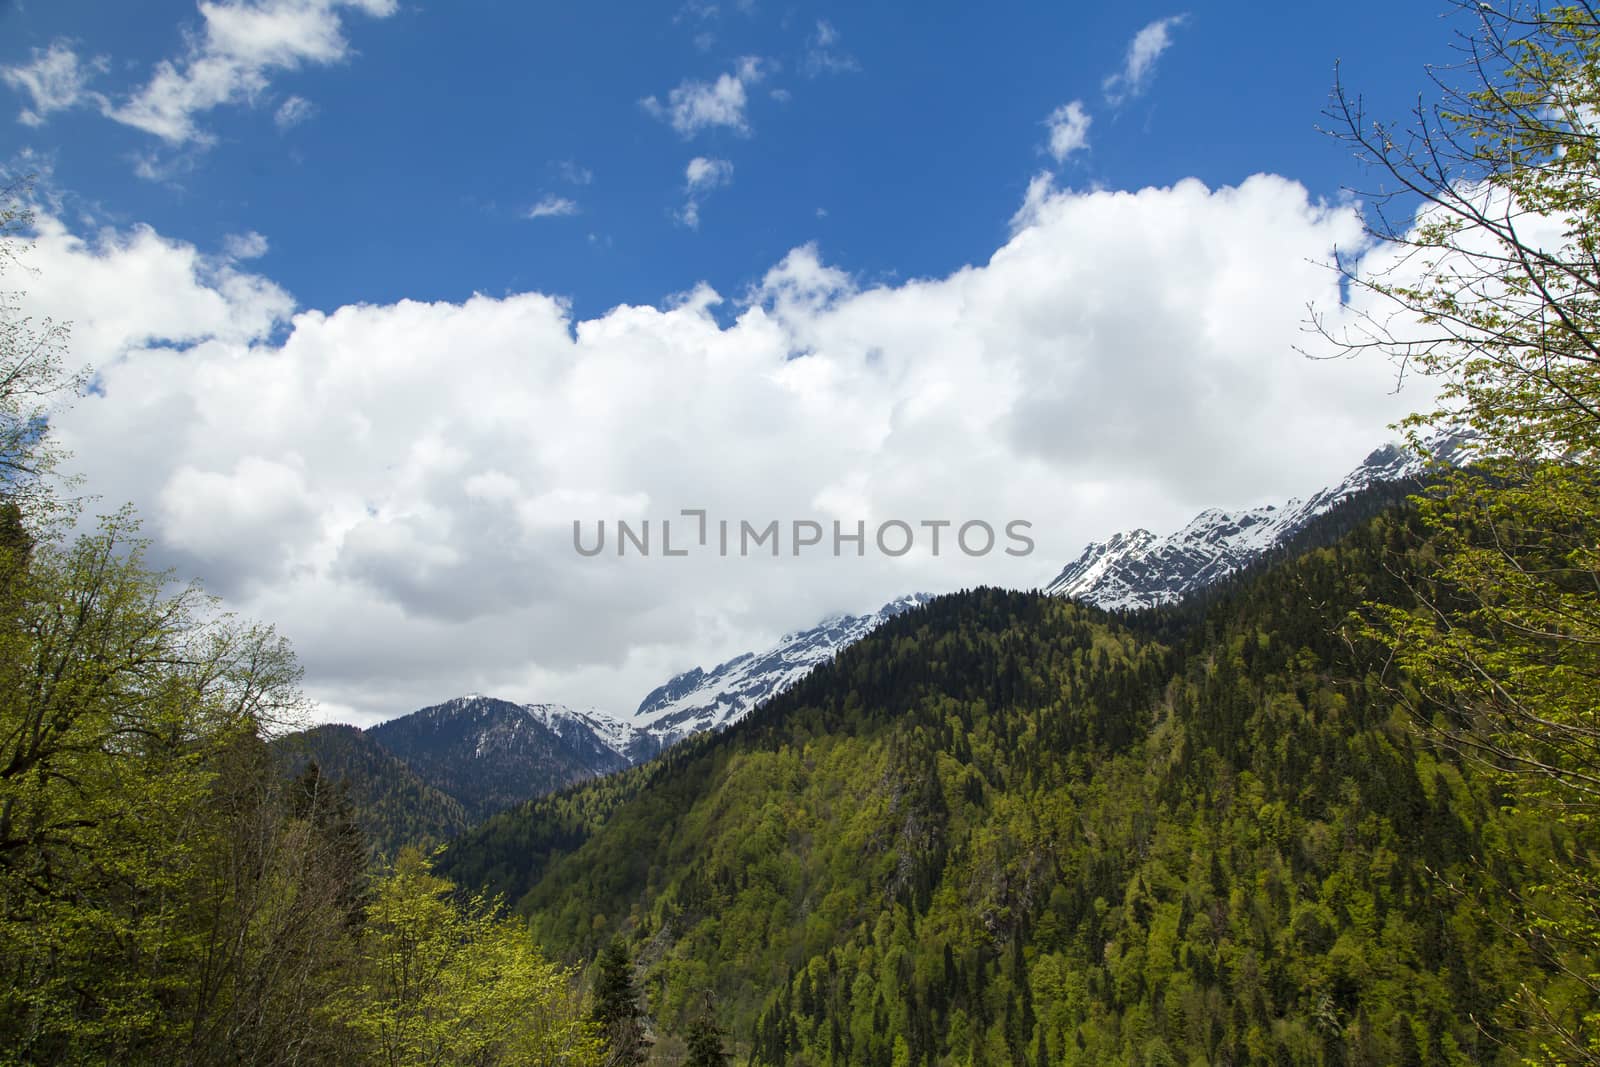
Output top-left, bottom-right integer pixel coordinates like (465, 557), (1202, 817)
(366, 694), (634, 819)
(407, 594), (935, 774)
(1046, 438), (1456, 611)
(523, 702), (640, 759)
(627, 593), (933, 753)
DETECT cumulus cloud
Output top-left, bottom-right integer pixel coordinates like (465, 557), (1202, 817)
(26, 173), (1434, 725)
(1103, 14), (1187, 106)
(678, 156), (732, 228)
(526, 195), (580, 219)
(103, 0), (397, 145)
(1045, 100), (1091, 161)
(21, 213), (293, 356)
(642, 56), (768, 137)
(1, 40), (108, 126)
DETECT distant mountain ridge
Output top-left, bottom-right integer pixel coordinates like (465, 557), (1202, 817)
(295, 440), (1453, 840)
(437, 510), (1552, 1062)
(625, 593), (933, 757)
(365, 696), (632, 821)
(278, 596), (941, 843)
(1044, 438), (1457, 610)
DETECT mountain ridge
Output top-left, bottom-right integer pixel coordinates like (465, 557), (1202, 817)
(295, 438), (1454, 834)
(625, 592), (933, 757)
(1044, 436), (1459, 610)
(437, 496), (1565, 1063)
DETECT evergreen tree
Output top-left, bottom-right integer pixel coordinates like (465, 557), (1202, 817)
(683, 997), (730, 1067)
(591, 937), (647, 1066)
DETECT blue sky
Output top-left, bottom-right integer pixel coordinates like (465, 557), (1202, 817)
(4, 1), (1450, 319)
(0, 1), (1459, 724)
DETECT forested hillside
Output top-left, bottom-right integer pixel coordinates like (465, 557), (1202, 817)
(369, 697), (632, 821)
(443, 505), (1581, 1064)
(274, 724), (471, 857)
(5, 4), (1598, 1064)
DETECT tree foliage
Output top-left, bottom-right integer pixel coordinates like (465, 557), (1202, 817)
(1321, 4), (1600, 1058)
(0, 179), (81, 524)
(591, 936), (649, 1066)
(446, 509), (1583, 1062)
(683, 996), (731, 1067)
(333, 848), (598, 1066)
(0, 185), (598, 1065)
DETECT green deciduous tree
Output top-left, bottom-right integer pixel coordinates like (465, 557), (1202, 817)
(1320, 3), (1600, 1059)
(0, 181), (599, 1066)
(0, 179), (82, 525)
(333, 848), (598, 1066)
(0, 513), (317, 1062)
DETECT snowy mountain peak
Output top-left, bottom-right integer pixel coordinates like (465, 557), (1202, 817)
(528, 704), (640, 759)
(366, 694), (634, 819)
(1043, 528), (1160, 602)
(1046, 437), (1449, 612)
(384, 695), (641, 760)
(628, 593), (933, 754)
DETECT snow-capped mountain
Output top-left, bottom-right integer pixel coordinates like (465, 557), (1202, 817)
(367, 695), (632, 819)
(326, 437), (1465, 825)
(344, 596), (935, 817)
(1045, 439), (1451, 611)
(521, 701), (639, 761)
(626, 593), (933, 756)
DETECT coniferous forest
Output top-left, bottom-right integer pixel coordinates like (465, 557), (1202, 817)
(4, 3), (1600, 1065)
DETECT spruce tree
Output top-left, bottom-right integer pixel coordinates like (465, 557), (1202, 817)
(591, 937), (646, 1066)
(683, 999), (729, 1067)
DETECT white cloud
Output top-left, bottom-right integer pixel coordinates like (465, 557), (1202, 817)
(685, 156), (732, 191)
(804, 19), (858, 76)
(642, 56), (768, 137)
(526, 195), (580, 219)
(26, 173), (1436, 726)
(2, 40), (108, 126)
(1045, 100), (1091, 161)
(21, 213), (293, 357)
(678, 156), (733, 228)
(130, 147), (204, 186)
(223, 230), (270, 260)
(274, 94), (316, 130)
(104, 0), (397, 145)
(1103, 14), (1187, 106)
